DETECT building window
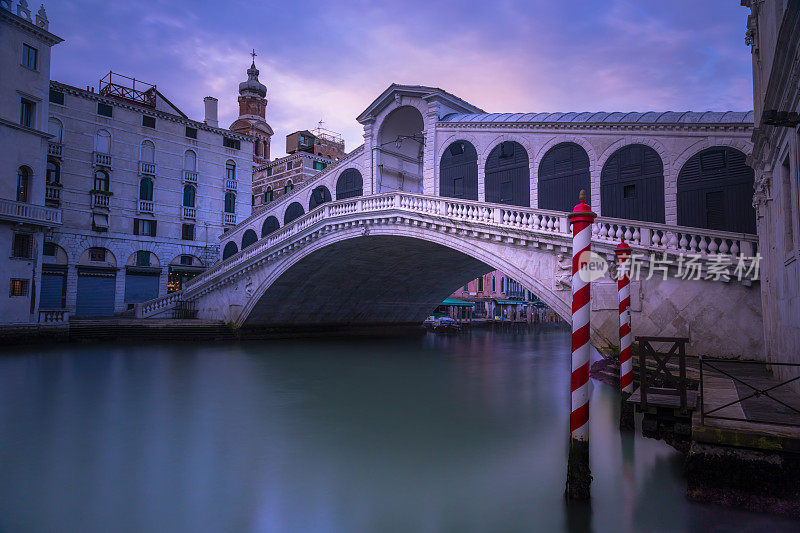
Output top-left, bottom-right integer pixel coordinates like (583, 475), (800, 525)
(95, 130), (111, 153)
(286, 161), (293, 171)
(48, 117), (62, 143)
(226, 160), (236, 180)
(251, 194), (256, 206)
(501, 278), (505, 293)
(43, 242), (56, 257)
(46, 161), (60, 185)
(463, 284), (469, 292)
(12, 233), (32, 259)
(477, 276), (484, 292)
(284, 180), (294, 194)
(184, 150), (197, 171)
(19, 98), (34, 127)
(266, 167), (272, 177)
(140, 140), (155, 163)
(142, 115), (156, 128)
(94, 170), (109, 192)
(179, 255), (194, 266)
(97, 102), (113, 117)
(22, 43), (38, 69)
(135, 250), (151, 267)
(49, 89), (64, 105)
(89, 247), (106, 262)
(313, 161), (327, 171)
(17, 166), (31, 202)
(224, 192), (236, 213)
(492, 276), (496, 292)
(264, 187), (273, 203)
(139, 177), (153, 201)
(623, 184), (637, 199)
(183, 185), (196, 208)
(185, 126), (197, 139)
(133, 218), (157, 237)
(181, 223), (195, 241)
(223, 137), (240, 150)
(10, 279), (29, 297)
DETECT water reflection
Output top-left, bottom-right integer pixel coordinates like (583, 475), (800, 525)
(0, 330), (796, 532)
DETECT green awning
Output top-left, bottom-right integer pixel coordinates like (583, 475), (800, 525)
(441, 297), (474, 307)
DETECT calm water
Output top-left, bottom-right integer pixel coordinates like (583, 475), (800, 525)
(0, 329), (796, 532)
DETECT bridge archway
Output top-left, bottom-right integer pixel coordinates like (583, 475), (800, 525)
(336, 168), (363, 199)
(485, 141), (530, 207)
(241, 229), (258, 250)
(222, 241), (238, 259)
(677, 146), (756, 233)
(309, 186), (332, 210)
(538, 142), (590, 212)
(439, 140), (478, 200)
(261, 216), (280, 237)
(377, 105), (424, 193)
(600, 144), (665, 223)
(284, 202), (305, 224)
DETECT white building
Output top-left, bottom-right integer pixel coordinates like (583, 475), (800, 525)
(0, 1), (62, 324)
(743, 1), (800, 370)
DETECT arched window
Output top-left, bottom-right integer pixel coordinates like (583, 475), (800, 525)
(95, 130), (111, 153)
(183, 185), (196, 208)
(261, 215), (279, 237)
(538, 142), (590, 212)
(140, 140), (155, 163)
(17, 166), (31, 202)
(336, 169), (363, 200)
(309, 186), (331, 210)
(485, 141), (530, 207)
(48, 118), (62, 143)
(224, 192), (236, 213)
(284, 202), (304, 224)
(601, 144), (665, 223)
(241, 229), (258, 249)
(46, 161), (60, 185)
(254, 141), (260, 157)
(184, 150), (197, 171)
(139, 177), (153, 201)
(226, 160), (236, 180)
(284, 180), (294, 194)
(264, 187), (273, 204)
(677, 147), (756, 233)
(439, 141), (478, 200)
(93, 170), (109, 192)
(222, 241), (238, 260)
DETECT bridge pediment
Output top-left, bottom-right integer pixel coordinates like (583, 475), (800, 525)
(357, 84), (484, 124)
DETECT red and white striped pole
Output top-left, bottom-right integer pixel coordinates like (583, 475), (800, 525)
(566, 189), (595, 501)
(616, 240), (635, 430)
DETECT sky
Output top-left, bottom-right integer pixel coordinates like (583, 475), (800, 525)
(46, 0), (754, 158)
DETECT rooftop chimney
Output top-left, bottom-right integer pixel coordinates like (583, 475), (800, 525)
(203, 96), (218, 128)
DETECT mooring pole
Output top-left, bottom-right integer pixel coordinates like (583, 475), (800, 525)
(616, 239), (635, 430)
(566, 190), (595, 500)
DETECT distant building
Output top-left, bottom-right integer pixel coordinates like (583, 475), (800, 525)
(451, 270), (541, 319)
(229, 53), (272, 166)
(743, 1), (800, 371)
(252, 127), (346, 210)
(0, 2), (62, 324)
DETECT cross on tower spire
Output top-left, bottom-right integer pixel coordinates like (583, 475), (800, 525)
(250, 49), (257, 66)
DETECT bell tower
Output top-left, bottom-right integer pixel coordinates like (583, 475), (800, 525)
(230, 50), (273, 165)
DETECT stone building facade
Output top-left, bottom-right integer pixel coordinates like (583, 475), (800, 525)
(0, 1), (62, 324)
(743, 0), (800, 370)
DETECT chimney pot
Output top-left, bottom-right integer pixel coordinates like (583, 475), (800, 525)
(203, 96), (218, 128)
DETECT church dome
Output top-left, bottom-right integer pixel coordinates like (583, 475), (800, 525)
(239, 60), (267, 98)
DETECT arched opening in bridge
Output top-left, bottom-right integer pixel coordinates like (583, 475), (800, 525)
(485, 141), (530, 207)
(336, 168), (363, 200)
(439, 140), (478, 200)
(377, 105), (424, 193)
(538, 142), (590, 212)
(284, 202), (305, 224)
(241, 229), (258, 249)
(223, 241), (238, 259)
(261, 216), (280, 237)
(309, 186), (332, 210)
(677, 147), (756, 233)
(601, 144), (665, 223)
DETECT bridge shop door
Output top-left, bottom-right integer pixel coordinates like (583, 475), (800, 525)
(485, 141), (530, 207)
(600, 144), (665, 223)
(538, 142), (591, 212)
(439, 141), (478, 200)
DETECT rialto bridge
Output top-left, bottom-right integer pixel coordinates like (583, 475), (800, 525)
(137, 85), (763, 358)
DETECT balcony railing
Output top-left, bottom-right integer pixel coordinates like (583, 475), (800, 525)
(45, 184), (61, 205)
(38, 309), (69, 324)
(183, 206), (196, 219)
(139, 161), (156, 175)
(93, 152), (112, 168)
(138, 199), (154, 214)
(225, 179), (237, 191)
(223, 212), (236, 225)
(183, 170), (198, 184)
(92, 192), (110, 209)
(0, 197), (61, 226)
(47, 142), (63, 158)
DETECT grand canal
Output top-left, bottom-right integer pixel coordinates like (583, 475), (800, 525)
(0, 329), (796, 532)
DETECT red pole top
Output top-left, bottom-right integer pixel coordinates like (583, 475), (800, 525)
(615, 239), (631, 264)
(568, 190), (597, 224)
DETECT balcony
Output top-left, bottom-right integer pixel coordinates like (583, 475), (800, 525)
(183, 206), (196, 219)
(92, 192), (111, 209)
(47, 142), (63, 158)
(0, 197), (61, 226)
(45, 184), (61, 206)
(183, 170), (198, 184)
(139, 161), (156, 175)
(93, 152), (112, 168)
(223, 212), (236, 225)
(138, 199), (154, 214)
(225, 178), (237, 191)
